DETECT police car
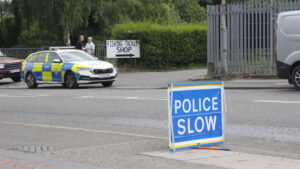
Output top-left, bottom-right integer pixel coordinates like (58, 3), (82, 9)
(21, 49), (117, 88)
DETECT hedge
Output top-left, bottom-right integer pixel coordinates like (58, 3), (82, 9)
(111, 23), (207, 70)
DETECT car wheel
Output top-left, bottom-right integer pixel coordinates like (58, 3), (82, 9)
(11, 75), (21, 82)
(64, 71), (78, 89)
(26, 73), (38, 89)
(292, 65), (300, 90)
(101, 81), (114, 87)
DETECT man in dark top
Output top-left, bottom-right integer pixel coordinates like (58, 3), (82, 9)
(75, 35), (86, 50)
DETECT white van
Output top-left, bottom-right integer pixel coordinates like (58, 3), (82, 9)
(276, 11), (300, 89)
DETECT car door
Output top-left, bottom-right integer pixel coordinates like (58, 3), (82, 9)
(23, 54), (37, 80)
(32, 52), (47, 82)
(48, 52), (63, 82)
(42, 52), (52, 82)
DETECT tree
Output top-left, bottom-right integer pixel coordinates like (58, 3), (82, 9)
(6, 0), (205, 47)
(198, 0), (253, 6)
(198, 0), (213, 7)
(0, 0), (21, 47)
(51, 0), (91, 45)
(173, 0), (206, 23)
(11, 0), (91, 45)
(72, 0), (181, 43)
(0, 0), (10, 32)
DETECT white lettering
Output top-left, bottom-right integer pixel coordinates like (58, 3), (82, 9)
(178, 119), (186, 135)
(174, 100), (181, 114)
(198, 98), (202, 111)
(195, 117), (205, 133)
(192, 99), (198, 112)
(212, 97), (218, 111)
(203, 97), (211, 111)
(205, 116), (217, 131)
(187, 118), (194, 134)
(182, 99), (191, 113)
(174, 97), (220, 113)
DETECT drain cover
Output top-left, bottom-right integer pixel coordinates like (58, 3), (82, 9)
(14, 145), (55, 153)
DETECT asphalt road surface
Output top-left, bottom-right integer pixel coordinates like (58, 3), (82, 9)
(0, 69), (299, 169)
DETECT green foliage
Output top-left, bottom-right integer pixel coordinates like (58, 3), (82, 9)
(2, 0), (207, 48)
(0, 17), (21, 47)
(0, 1), (16, 47)
(173, 0), (206, 23)
(11, 0), (91, 45)
(73, 0), (182, 43)
(198, 0), (254, 6)
(198, 0), (213, 7)
(16, 23), (64, 47)
(112, 23), (207, 70)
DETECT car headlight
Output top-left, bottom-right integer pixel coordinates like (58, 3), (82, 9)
(0, 64), (4, 69)
(77, 67), (92, 72)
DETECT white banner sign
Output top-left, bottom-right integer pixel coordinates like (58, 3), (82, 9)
(106, 40), (140, 58)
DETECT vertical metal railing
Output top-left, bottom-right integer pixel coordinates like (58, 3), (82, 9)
(95, 44), (117, 65)
(0, 48), (41, 59)
(95, 44), (106, 60)
(0, 44), (107, 60)
(207, 0), (300, 77)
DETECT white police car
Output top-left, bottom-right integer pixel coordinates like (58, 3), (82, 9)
(21, 49), (117, 88)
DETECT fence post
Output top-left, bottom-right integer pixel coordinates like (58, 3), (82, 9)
(270, 0), (274, 74)
(221, 0), (228, 79)
(207, 6), (214, 78)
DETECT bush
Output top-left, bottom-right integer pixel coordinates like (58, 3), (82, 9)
(111, 22), (207, 70)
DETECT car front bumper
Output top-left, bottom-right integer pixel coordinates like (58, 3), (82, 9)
(276, 61), (291, 79)
(78, 75), (117, 84)
(77, 69), (117, 84)
(0, 69), (21, 79)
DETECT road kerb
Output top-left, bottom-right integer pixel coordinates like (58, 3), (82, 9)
(142, 149), (300, 169)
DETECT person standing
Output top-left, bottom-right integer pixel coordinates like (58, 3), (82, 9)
(85, 36), (95, 55)
(75, 35), (86, 50)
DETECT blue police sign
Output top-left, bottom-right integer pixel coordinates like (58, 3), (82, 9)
(168, 81), (225, 152)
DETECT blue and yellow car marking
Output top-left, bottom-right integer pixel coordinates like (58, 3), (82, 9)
(21, 51), (83, 83)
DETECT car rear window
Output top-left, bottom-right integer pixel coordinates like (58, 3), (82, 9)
(26, 54), (37, 62)
(48, 52), (61, 63)
(35, 53), (48, 63)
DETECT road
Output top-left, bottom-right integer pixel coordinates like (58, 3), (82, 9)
(0, 69), (299, 169)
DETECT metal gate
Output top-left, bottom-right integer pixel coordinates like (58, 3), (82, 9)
(207, 0), (300, 77)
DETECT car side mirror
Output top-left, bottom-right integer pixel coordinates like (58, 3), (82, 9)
(53, 59), (62, 63)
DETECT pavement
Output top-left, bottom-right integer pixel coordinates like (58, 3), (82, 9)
(117, 69), (294, 89)
(0, 69), (294, 90)
(224, 79), (293, 89)
(0, 69), (299, 169)
(143, 149), (300, 169)
(0, 149), (102, 169)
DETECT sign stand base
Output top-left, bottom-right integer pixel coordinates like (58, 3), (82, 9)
(192, 146), (231, 151)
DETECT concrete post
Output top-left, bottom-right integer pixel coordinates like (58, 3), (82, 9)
(221, 0), (228, 79)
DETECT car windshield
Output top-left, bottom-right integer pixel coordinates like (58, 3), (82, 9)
(59, 50), (96, 62)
